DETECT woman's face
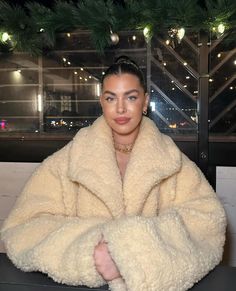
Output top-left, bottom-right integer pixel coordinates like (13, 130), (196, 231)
(100, 73), (149, 141)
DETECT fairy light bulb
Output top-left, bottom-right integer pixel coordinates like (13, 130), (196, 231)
(1, 32), (10, 42)
(177, 28), (185, 42)
(143, 26), (150, 38)
(217, 23), (225, 34)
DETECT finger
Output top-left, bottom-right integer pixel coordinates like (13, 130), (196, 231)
(100, 234), (108, 244)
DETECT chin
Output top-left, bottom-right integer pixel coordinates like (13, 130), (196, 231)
(112, 125), (140, 137)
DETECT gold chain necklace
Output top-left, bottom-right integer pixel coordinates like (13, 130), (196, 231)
(114, 141), (134, 154)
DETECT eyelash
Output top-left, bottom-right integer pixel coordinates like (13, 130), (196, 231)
(105, 96), (115, 102)
(105, 96), (137, 102)
(128, 96), (137, 101)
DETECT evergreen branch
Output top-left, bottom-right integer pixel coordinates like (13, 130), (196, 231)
(0, 0), (235, 54)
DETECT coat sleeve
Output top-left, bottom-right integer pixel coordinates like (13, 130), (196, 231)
(103, 155), (226, 291)
(0, 146), (107, 287)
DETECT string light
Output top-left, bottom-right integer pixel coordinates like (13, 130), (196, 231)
(74, 71), (78, 75)
(209, 78), (213, 82)
(67, 33), (71, 37)
(177, 27), (185, 42)
(217, 53), (221, 58)
(143, 26), (150, 38)
(80, 68), (84, 71)
(163, 62), (167, 66)
(132, 35), (136, 41)
(1, 32), (10, 42)
(234, 60), (236, 65)
(183, 62), (188, 66)
(165, 39), (170, 45)
(13, 69), (22, 80)
(62, 57), (67, 62)
(186, 76), (190, 79)
(217, 23), (225, 34)
(229, 86), (234, 90)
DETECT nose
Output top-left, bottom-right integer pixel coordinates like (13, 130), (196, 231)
(116, 98), (126, 114)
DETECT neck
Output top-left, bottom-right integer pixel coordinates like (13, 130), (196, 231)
(112, 126), (140, 146)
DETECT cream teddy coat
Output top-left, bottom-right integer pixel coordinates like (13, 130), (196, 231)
(1, 116), (226, 291)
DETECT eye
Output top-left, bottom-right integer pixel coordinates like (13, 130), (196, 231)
(105, 96), (115, 102)
(127, 95), (138, 101)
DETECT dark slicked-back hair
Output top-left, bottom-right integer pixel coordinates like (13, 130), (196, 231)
(101, 56), (147, 92)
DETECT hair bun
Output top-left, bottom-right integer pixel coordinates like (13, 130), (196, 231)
(114, 55), (139, 69)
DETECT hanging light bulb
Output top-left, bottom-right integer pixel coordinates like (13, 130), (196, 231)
(1, 32), (10, 42)
(177, 28), (185, 43)
(143, 26), (150, 38)
(143, 26), (152, 42)
(217, 23), (225, 34)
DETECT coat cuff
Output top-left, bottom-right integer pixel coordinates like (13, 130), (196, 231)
(102, 217), (150, 291)
(108, 278), (127, 291)
(61, 226), (106, 287)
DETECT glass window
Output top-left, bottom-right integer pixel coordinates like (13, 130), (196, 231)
(209, 31), (236, 136)
(1, 30), (234, 139)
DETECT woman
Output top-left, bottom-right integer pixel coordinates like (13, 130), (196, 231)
(1, 57), (226, 291)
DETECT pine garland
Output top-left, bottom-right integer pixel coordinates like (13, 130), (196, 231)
(0, 0), (235, 55)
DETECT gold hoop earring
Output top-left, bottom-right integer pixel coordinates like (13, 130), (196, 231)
(143, 110), (147, 115)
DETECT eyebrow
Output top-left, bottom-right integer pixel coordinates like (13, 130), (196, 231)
(103, 89), (140, 96)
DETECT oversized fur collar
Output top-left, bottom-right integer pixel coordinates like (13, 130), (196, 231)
(68, 116), (181, 218)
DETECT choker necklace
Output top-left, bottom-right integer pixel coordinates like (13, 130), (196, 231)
(114, 141), (134, 154)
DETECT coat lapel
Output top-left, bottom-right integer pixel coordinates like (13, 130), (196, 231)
(123, 117), (182, 215)
(68, 116), (124, 218)
(68, 116), (182, 218)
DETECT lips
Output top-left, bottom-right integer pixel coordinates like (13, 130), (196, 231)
(114, 117), (131, 125)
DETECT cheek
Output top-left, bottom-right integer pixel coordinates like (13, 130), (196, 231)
(101, 103), (114, 118)
(127, 102), (144, 114)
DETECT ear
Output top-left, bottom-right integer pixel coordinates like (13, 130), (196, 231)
(143, 93), (150, 111)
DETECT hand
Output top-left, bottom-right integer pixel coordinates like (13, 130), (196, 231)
(94, 239), (121, 281)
